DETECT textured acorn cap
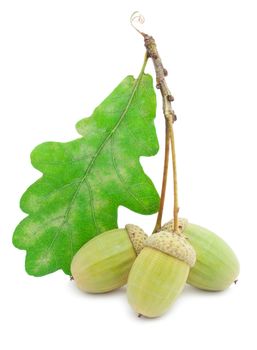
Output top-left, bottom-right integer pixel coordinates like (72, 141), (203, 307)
(145, 230), (196, 267)
(161, 218), (189, 234)
(126, 224), (148, 255)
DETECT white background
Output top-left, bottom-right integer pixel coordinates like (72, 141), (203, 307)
(0, 0), (256, 349)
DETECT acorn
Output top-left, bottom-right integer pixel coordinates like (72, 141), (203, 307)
(161, 218), (240, 291)
(71, 224), (147, 293)
(127, 230), (196, 318)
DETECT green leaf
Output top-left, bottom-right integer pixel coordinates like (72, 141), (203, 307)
(13, 72), (159, 277)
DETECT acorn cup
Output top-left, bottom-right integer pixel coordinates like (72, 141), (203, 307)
(71, 225), (147, 293)
(161, 219), (240, 291)
(127, 230), (196, 318)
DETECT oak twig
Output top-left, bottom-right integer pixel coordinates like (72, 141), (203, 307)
(130, 13), (180, 232)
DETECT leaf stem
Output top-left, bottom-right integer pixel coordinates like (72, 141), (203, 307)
(140, 51), (149, 75)
(134, 29), (180, 233)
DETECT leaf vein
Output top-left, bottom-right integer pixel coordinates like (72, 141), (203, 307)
(110, 134), (147, 211)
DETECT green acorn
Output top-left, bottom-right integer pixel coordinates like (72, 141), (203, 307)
(161, 218), (240, 291)
(71, 225), (147, 293)
(127, 230), (196, 318)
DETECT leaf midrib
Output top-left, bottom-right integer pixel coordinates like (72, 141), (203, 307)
(63, 73), (146, 226)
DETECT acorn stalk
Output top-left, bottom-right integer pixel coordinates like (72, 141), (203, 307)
(71, 224), (147, 293)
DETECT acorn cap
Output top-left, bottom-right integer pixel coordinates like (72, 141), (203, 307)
(145, 230), (196, 267)
(125, 224), (148, 255)
(161, 218), (189, 234)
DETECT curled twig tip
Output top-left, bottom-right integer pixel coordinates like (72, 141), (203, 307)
(130, 11), (145, 35)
